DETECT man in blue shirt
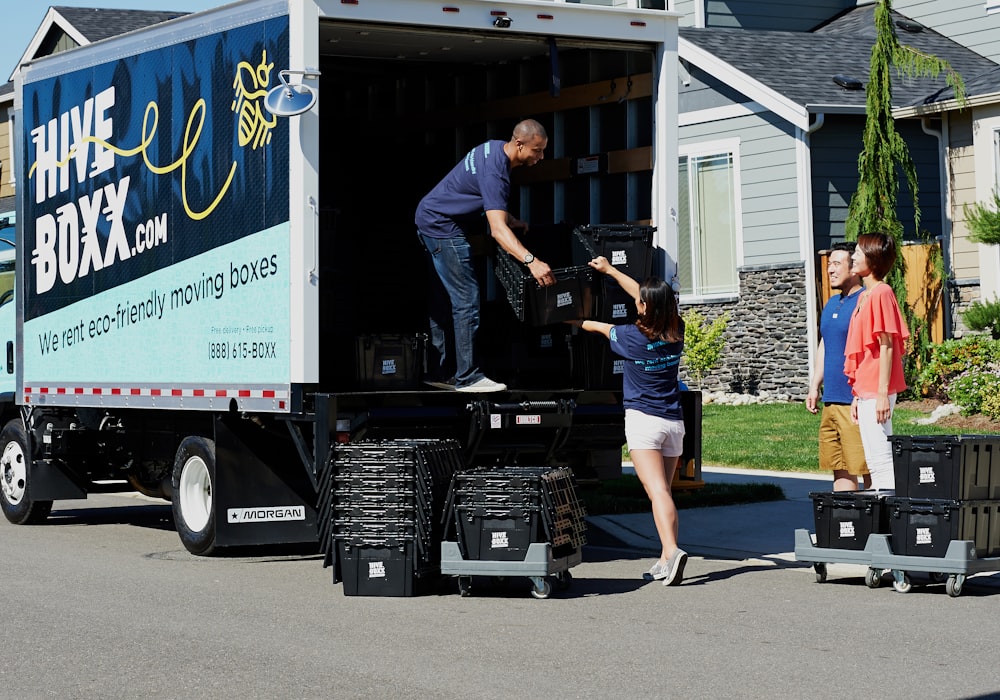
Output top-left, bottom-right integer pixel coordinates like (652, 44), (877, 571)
(415, 119), (555, 392)
(806, 241), (870, 490)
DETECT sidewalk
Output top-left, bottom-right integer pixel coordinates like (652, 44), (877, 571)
(587, 466), (829, 560)
(588, 466), (1000, 592)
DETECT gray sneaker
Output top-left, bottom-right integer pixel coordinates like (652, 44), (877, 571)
(646, 560), (669, 581)
(662, 548), (688, 586)
(423, 377), (456, 390)
(456, 377), (507, 393)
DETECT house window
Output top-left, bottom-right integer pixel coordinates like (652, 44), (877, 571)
(677, 146), (740, 298)
(994, 129), (1000, 191)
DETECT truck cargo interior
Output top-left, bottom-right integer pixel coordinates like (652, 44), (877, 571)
(315, 21), (656, 391)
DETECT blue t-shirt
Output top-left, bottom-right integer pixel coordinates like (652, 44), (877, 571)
(414, 140), (511, 238)
(819, 289), (861, 404)
(608, 324), (684, 421)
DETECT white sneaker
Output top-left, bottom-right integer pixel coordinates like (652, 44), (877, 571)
(456, 377), (507, 393)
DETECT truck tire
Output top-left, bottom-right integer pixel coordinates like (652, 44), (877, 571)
(172, 436), (217, 556)
(0, 419), (53, 525)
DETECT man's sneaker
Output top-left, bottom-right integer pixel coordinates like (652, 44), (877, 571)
(423, 377), (456, 390)
(662, 548), (688, 586)
(456, 377), (507, 393)
(646, 560), (669, 581)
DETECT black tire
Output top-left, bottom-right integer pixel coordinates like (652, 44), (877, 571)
(171, 436), (217, 556)
(0, 419), (53, 525)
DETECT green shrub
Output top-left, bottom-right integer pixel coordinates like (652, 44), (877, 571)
(946, 366), (1000, 416)
(982, 391), (1000, 422)
(914, 335), (1000, 399)
(682, 309), (730, 388)
(962, 297), (1000, 339)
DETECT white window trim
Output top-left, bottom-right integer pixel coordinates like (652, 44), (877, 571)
(988, 0), (1000, 16)
(677, 137), (745, 304)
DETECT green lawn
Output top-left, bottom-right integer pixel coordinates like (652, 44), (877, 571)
(700, 402), (1000, 473)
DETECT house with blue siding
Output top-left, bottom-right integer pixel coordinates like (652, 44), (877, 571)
(672, 2), (998, 396)
(890, 0), (1000, 332)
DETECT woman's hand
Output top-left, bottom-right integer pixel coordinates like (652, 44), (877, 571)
(588, 256), (611, 275)
(875, 394), (892, 424)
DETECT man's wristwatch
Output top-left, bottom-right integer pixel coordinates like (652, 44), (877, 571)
(522, 253), (534, 265)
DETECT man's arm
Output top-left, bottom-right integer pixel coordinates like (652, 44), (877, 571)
(806, 338), (825, 415)
(486, 209), (554, 287)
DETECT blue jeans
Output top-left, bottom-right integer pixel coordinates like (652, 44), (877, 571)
(418, 231), (484, 388)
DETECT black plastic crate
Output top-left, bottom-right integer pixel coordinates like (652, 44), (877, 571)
(892, 435), (1000, 500)
(811, 491), (891, 550)
(594, 284), (638, 324)
(455, 512), (542, 561)
(354, 334), (426, 390)
(572, 333), (625, 390)
(886, 497), (997, 558)
(494, 250), (594, 325)
(338, 540), (435, 597)
(572, 224), (656, 282)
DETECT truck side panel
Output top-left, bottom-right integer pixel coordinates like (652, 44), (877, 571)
(18, 13), (295, 413)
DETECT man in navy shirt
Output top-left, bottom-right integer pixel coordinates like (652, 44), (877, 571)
(806, 241), (870, 490)
(415, 119), (555, 392)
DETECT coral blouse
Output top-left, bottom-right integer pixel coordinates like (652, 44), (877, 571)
(843, 282), (910, 399)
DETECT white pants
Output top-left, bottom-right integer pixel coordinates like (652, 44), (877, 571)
(855, 395), (896, 491)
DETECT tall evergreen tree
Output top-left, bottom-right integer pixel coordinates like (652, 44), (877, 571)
(846, 0), (964, 374)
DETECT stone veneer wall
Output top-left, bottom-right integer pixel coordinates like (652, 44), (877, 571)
(948, 279), (981, 338)
(680, 262), (810, 398)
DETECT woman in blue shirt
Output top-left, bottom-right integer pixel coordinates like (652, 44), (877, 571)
(572, 256), (687, 586)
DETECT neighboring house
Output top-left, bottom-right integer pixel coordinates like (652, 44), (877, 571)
(0, 7), (191, 209)
(896, 66), (1000, 335)
(672, 2), (998, 396)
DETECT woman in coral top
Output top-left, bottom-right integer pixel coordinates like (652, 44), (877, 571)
(844, 232), (909, 491)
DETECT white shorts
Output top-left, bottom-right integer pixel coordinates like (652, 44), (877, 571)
(625, 409), (686, 457)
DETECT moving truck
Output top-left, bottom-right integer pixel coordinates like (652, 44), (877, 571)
(0, 0), (680, 556)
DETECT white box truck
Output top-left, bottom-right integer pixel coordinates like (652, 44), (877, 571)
(0, 0), (680, 556)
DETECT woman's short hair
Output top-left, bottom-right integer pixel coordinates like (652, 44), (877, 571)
(855, 232), (897, 280)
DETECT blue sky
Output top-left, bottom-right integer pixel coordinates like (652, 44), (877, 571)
(4, 1), (221, 82)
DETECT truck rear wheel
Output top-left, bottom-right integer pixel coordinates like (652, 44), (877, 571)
(172, 436), (217, 556)
(0, 419), (53, 525)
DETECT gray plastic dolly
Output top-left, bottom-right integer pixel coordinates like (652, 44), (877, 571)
(795, 529), (1000, 597)
(440, 541), (582, 599)
(794, 528), (881, 586)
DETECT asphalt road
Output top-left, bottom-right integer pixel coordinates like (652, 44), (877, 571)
(3, 492), (999, 699)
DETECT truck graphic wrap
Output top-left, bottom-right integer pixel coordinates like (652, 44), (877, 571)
(20, 17), (292, 408)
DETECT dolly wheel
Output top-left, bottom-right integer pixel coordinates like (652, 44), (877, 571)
(892, 573), (912, 594)
(530, 578), (551, 599)
(458, 577), (472, 597)
(813, 563), (827, 583)
(865, 568), (882, 589)
(946, 574), (965, 598)
(552, 571), (572, 591)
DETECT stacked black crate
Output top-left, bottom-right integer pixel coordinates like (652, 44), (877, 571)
(446, 466), (587, 562)
(809, 491), (891, 550)
(571, 224), (655, 390)
(331, 439), (461, 596)
(886, 436), (1000, 557)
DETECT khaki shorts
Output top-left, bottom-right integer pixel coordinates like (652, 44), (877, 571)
(818, 404), (868, 475)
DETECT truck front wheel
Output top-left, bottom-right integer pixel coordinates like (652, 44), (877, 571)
(172, 436), (217, 556)
(0, 419), (53, 525)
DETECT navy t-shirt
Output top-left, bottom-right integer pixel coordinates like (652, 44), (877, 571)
(819, 290), (861, 404)
(609, 324), (684, 421)
(415, 140), (511, 238)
